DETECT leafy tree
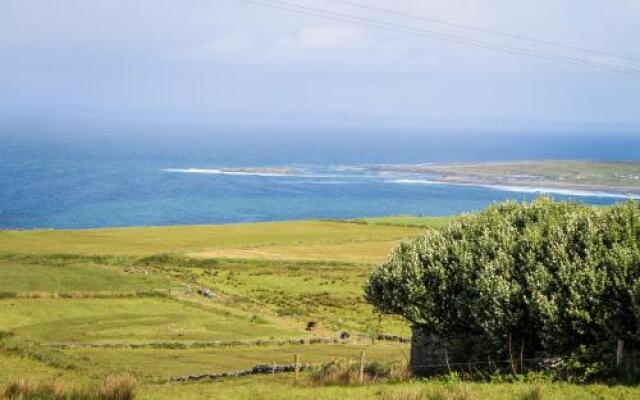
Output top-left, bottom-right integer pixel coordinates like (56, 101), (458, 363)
(365, 198), (640, 364)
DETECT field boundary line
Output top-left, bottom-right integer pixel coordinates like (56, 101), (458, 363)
(47, 334), (409, 350)
(170, 362), (314, 382)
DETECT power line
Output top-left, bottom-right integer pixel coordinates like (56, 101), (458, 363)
(229, 0), (640, 77)
(325, 0), (640, 63)
(236, 0), (640, 76)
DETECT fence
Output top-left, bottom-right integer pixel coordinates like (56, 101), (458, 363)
(409, 351), (640, 383)
(171, 350), (372, 383)
(167, 350), (640, 384)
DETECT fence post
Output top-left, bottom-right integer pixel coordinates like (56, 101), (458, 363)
(508, 335), (517, 376)
(359, 350), (366, 384)
(445, 348), (451, 374)
(294, 353), (300, 383)
(272, 360), (276, 374)
(520, 338), (525, 374)
(617, 339), (624, 367)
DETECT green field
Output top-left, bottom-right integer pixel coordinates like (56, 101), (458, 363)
(378, 160), (640, 193)
(2, 215), (639, 399)
(0, 256), (168, 294)
(0, 220), (425, 261)
(62, 343), (409, 379)
(145, 257), (409, 335)
(450, 160), (640, 188)
(0, 297), (302, 344)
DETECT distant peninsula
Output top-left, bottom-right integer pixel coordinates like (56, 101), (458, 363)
(369, 160), (640, 198)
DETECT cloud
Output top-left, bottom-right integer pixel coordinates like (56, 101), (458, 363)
(284, 25), (365, 51)
(168, 24), (438, 70)
(2, 0), (638, 126)
(172, 25), (370, 62)
(175, 35), (253, 61)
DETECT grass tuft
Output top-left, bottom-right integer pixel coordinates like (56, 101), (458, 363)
(310, 359), (409, 386)
(519, 385), (543, 400)
(93, 374), (137, 400)
(1, 375), (137, 400)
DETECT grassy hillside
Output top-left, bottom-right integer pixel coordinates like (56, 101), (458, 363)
(0, 297), (303, 344)
(0, 256), (168, 293)
(2, 215), (639, 399)
(62, 343), (409, 379)
(0, 220), (426, 261)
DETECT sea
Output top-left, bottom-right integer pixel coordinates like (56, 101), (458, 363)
(1, 128), (639, 229)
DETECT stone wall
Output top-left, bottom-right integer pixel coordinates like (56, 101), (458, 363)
(410, 325), (489, 376)
(173, 363), (311, 382)
(410, 325), (449, 376)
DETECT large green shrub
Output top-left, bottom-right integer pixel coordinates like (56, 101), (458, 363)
(365, 198), (640, 362)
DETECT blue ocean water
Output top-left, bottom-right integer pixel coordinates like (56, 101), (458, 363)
(1, 130), (638, 229)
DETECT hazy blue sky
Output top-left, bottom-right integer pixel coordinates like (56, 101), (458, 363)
(2, 0), (639, 133)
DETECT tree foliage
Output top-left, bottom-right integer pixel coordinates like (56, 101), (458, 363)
(365, 198), (640, 357)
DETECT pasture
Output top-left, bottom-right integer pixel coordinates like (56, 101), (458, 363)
(2, 215), (639, 399)
(0, 220), (425, 259)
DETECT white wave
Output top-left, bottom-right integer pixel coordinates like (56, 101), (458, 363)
(309, 180), (356, 185)
(163, 168), (297, 177)
(391, 179), (448, 185)
(480, 184), (640, 199)
(164, 167), (383, 180)
(390, 179), (640, 199)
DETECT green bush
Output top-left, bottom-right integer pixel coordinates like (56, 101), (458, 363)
(365, 198), (640, 379)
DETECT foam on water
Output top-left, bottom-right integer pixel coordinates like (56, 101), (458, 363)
(390, 179), (447, 185)
(163, 168), (298, 177)
(480, 184), (640, 200)
(166, 168), (640, 200)
(390, 179), (640, 199)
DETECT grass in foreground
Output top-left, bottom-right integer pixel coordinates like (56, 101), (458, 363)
(4, 369), (640, 400)
(138, 374), (640, 400)
(1, 374), (136, 400)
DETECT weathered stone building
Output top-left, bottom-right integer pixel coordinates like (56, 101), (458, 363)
(410, 325), (449, 376)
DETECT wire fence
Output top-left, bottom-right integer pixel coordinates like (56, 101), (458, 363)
(166, 349), (640, 383)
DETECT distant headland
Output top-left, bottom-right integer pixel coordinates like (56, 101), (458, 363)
(366, 160), (640, 199)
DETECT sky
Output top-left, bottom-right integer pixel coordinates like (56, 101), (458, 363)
(1, 0), (640, 134)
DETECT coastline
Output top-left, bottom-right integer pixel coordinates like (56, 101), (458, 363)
(375, 160), (640, 199)
(392, 178), (640, 199)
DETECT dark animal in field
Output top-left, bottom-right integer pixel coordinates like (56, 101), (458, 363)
(306, 321), (317, 331)
(197, 287), (215, 299)
(339, 331), (350, 340)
